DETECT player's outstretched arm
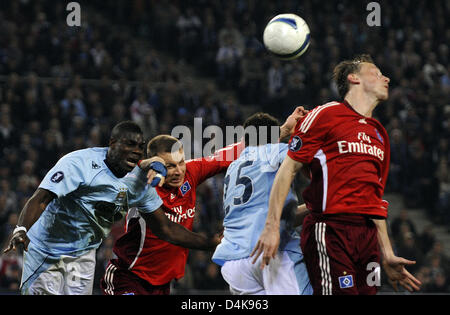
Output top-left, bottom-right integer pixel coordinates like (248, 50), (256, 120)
(141, 208), (219, 250)
(372, 218), (422, 292)
(251, 156), (303, 269)
(3, 188), (55, 253)
(279, 106), (309, 142)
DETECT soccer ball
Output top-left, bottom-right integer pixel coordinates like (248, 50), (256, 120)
(263, 13), (310, 60)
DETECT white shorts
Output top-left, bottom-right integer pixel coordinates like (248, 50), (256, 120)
(220, 251), (312, 295)
(21, 246), (96, 295)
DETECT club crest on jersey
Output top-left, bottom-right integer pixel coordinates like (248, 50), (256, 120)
(338, 275), (354, 289)
(289, 136), (302, 152)
(50, 171), (64, 183)
(92, 161), (101, 169)
(180, 181), (191, 196)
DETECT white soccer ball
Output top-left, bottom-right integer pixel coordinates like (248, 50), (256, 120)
(263, 13), (310, 60)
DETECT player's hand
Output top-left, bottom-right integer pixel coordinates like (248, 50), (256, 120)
(382, 256), (422, 292)
(3, 229), (29, 254)
(250, 224), (280, 270)
(280, 106), (309, 140)
(138, 157), (166, 187)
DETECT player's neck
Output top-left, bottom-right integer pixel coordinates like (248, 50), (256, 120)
(344, 90), (379, 118)
(104, 158), (126, 178)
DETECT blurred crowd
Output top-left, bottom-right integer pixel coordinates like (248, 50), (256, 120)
(0, 0), (449, 294)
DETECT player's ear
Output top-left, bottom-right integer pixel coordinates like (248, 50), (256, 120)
(347, 73), (360, 85)
(109, 137), (117, 146)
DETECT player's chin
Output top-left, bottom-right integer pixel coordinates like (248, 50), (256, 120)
(122, 160), (137, 173)
(168, 178), (183, 188)
(378, 91), (389, 101)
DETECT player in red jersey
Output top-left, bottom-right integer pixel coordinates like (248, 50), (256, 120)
(251, 54), (422, 295)
(101, 108), (307, 295)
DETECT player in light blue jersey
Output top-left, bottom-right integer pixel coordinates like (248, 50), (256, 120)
(212, 111), (312, 295)
(3, 121), (219, 295)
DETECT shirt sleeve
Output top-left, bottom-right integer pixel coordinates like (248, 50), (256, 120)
(123, 167), (163, 214)
(287, 106), (331, 164)
(267, 143), (289, 170)
(136, 186), (163, 214)
(39, 154), (86, 197)
(187, 141), (244, 186)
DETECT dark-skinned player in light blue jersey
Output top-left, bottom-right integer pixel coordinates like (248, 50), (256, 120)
(3, 121), (219, 295)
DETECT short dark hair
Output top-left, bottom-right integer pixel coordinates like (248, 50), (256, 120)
(243, 112), (280, 147)
(110, 121), (143, 141)
(147, 134), (183, 157)
(332, 54), (374, 99)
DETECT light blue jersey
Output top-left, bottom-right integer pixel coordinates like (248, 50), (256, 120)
(212, 143), (301, 266)
(27, 147), (162, 257)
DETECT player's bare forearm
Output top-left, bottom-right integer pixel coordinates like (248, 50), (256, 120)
(4, 188), (55, 253)
(293, 204), (310, 227)
(266, 156), (303, 228)
(371, 218), (395, 260)
(251, 156), (303, 268)
(18, 188), (55, 230)
(142, 209), (218, 250)
(372, 218), (422, 292)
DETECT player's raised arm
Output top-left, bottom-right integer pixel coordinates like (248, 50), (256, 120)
(279, 106), (309, 142)
(3, 188), (56, 253)
(250, 155), (303, 269)
(140, 208), (219, 250)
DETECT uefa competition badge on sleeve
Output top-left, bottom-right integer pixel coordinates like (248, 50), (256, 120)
(289, 136), (302, 152)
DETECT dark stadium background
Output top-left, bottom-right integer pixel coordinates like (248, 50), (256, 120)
(0, 0), (448, 294)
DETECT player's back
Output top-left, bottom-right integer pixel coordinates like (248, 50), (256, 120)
(212, 143), (300, 266)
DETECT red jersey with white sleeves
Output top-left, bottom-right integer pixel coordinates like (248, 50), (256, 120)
(112, 142), (243, 285)
(287, 101), (390, 218)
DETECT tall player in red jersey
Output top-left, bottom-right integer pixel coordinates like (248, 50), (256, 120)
(101, 108), (307, 295)
(252, 54), (422, 295)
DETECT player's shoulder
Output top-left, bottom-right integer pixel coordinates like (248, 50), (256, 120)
(62, 147), (107, 160)
(297, 101), (343, 132)
(59, 147), (107, 169)
(306, 101), (343, 119)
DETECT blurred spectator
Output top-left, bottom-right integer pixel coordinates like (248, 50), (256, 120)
(238, 47), (264, 105)
(395, 231), (424, 274)
(427, 272), (449, 293)
(390, 209), (418, 242)
(0, 250), (22, 294)
(216, 29), (243, 89)
(388, 129), (408, 193)
(130, 92), (158, 139)
(60, 88), (87, 120)
(417, 224), (436, 255)
(176, 7), (202, 64)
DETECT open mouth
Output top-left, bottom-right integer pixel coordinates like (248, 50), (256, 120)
(170, 177), (183, 185)
(125, 157), (139, 168)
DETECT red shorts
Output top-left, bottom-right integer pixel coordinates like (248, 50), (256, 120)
(300, 213), (381, 295)
(101, 260), (170, 295)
